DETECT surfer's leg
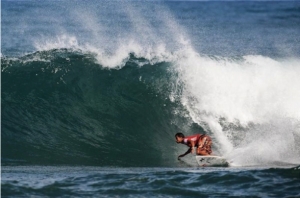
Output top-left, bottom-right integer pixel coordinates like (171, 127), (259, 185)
(196, 135), (212, 155)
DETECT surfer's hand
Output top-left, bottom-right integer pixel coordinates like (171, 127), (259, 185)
(178, 155), (183, 160)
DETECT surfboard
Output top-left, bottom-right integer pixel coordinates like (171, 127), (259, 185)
(196, 156), (229, 167)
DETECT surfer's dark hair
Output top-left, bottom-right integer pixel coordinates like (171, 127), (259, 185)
(175, 132), (185, 138)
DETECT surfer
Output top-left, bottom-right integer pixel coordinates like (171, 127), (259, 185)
(175, 132), (212, 160)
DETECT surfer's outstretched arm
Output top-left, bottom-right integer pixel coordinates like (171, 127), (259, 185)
(178, 147), (192, 160)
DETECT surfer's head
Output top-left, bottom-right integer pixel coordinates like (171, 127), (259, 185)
(175, 132), (185, 143)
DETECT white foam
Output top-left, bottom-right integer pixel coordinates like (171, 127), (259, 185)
(175, 48), (300, 166)
(32, 1), (188, 69)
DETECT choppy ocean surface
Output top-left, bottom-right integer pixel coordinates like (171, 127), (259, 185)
(2, 166), (300, 197)
(2, 0), (300, 197)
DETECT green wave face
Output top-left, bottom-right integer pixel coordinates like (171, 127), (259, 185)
(2, 50), (204, 166)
